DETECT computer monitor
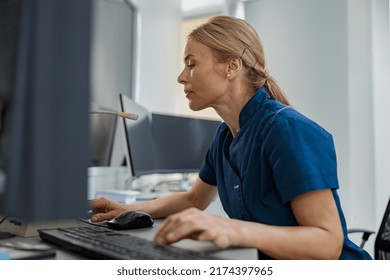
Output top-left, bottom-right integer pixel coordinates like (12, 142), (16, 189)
(90, 103), (117, 167)
(151, 113), (221, 174)
(0, 0), (141, 239)
(119, 93), (221, 178)
(119, 93), (155, 177)
(89, 0), (139, 167)
(90, 0), (139, 109)
(0, 0), (140, 238)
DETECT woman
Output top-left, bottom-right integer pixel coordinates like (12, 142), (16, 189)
(90, 16), (371, 260)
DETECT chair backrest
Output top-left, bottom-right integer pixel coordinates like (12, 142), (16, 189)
(374, 197), (390, 259)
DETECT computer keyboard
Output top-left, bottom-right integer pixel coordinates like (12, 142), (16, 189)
(38, 225), (223, 260)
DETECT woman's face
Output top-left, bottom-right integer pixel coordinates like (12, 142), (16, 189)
(177, 39), (228, 111)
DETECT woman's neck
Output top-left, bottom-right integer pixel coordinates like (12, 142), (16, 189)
(213, 86), (254, 137)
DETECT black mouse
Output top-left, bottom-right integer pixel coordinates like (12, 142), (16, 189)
(106, 211), (154, 230)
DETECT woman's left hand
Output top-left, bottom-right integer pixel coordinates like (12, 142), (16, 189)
(154, 208), (239, 249)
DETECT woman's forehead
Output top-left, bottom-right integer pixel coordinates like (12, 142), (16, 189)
(183, 39), (213, 62)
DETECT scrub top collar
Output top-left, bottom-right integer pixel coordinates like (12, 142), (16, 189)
(238, 87), (268, 129)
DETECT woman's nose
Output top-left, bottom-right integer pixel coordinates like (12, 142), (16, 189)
(177, 68), (187, 85)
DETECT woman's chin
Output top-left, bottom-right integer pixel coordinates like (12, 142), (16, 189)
(188, 102), (205, 112)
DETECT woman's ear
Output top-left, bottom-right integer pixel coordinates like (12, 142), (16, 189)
(226, 57), (243, 79)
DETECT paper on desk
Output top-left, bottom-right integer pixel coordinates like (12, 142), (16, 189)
(95, 190), (140, 204)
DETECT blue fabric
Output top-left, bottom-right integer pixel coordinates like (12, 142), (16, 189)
(199, 87), (372, 260)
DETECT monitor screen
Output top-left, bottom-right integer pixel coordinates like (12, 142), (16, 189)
(151, 113), (221, 174)
(119, 94), (221, 177)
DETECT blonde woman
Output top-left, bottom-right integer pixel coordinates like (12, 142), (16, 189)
(91, 16), (371, 260)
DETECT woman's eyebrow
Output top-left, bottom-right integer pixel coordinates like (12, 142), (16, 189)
(184, 54), (194, 63)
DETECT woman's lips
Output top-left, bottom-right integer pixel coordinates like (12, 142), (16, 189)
(184, 90), (193, 98)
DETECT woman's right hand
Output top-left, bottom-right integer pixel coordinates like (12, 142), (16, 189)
(89, 197), (129, 222)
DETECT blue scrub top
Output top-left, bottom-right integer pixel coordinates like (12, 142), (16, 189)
(199, 87), (372, 260)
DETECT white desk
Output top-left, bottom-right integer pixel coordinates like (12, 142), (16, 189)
(1, 171), (257, 260)
(0, 218), (257, 260)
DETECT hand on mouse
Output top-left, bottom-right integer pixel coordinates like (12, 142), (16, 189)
(154, 207), (241, 249)
(89, 197), (130, 222)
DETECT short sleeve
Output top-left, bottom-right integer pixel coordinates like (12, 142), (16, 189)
(198, 123), (226, 186)
(199, 150), (217, 186)
(265, 114), (339, 203)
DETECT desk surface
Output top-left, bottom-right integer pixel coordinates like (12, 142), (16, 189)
(1, 191), (257, 260)
(0, 219), (257, 260)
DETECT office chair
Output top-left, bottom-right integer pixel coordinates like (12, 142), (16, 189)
(347, 197), (390, 259)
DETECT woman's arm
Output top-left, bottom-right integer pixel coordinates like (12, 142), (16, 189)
(90, 177), (217, 222)
(236, 188), (344, 259)
(155, 189), (344, 260)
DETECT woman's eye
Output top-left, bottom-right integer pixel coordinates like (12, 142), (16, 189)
(187, 64), (195, 68)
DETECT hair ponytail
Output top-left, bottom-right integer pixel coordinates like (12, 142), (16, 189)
(264, 73), (291, 106)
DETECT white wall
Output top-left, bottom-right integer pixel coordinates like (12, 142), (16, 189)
(133, 0), (182, 114)
(107, 0), (182, 166)
(371, 0), (390, 232)
(245, 0), (390, 255)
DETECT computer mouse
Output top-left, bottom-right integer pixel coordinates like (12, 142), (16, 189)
(106, 211), (154, 230)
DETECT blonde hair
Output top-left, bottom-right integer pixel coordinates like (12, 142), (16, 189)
(188, 15), (291, 106)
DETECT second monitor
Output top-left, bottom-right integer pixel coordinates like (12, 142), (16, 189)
(119, 93), (221, 179)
